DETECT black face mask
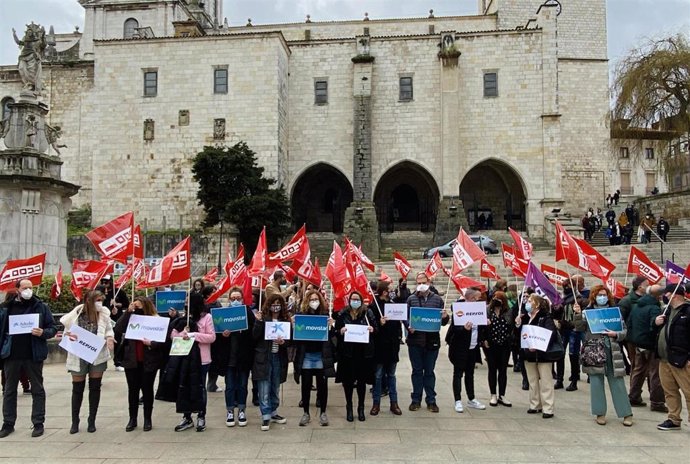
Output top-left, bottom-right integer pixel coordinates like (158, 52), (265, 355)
(662, 296), (670, 305)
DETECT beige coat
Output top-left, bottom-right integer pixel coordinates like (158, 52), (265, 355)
(60, 304), (114, 371)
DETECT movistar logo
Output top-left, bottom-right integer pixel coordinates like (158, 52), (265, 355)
(411, 315), (421, 324)
(129, 323), (140, 330)
(214, 316), (244, 325)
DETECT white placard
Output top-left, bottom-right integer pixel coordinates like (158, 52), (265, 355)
(264, 321), (291, 341)
(452, 302), (488, 326)
(8, 313), (39, 334)
(520, 325), (553, 352)
(59, 324), (106, 364)
(344, 324), (370, 344)
(384, 303), (408, 321)
(124, 314), (169, 343)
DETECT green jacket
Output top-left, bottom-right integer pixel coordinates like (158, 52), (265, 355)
(619, 290), (642, 325)
(626, 294), (661, 350)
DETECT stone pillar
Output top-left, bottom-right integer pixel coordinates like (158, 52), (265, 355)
(344, 36), (379, 258)
(434, 197), (469, 244)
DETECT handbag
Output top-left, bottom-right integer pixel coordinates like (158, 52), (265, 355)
(542, 331), (565, 362)
(581, 338), (607, 367)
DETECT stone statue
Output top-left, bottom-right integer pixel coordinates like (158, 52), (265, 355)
(25, 114), (38, 148)
(12, 23), (47, 95)
(45, 124), (66, 155)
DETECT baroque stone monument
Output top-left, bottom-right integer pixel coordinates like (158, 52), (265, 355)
(0, 23), (79, 274)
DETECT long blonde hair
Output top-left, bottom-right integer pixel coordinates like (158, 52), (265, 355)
(82, 290), (104, 323)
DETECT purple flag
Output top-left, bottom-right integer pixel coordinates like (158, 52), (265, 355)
(665, 260), (690, 286)
(525, 262), (563, 305)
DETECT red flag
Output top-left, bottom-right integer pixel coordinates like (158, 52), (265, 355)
(141, 237), (191, 288)
(85, 212), (134, 262)
(351, 260), (371, 301)
(133, 224), (144, 259)
(0, 253), (46, 291)
(71, 259), (110, 300)
(344, 238), (376, 272)
(603, 276), (628, 300)
(325, 241), (351, 307)
(379, 269), (393, 283)
(248, 228), (267, 277)
(479, 258), (500, 280)
(554, 221), (571, 262)
(279, 263), (298, 283)
(450, 260), (486, 293)
(393, 251), (412, 279)
(203, 267), (219, 284)
(424, 250), (445, 279)
(267, 225), (309, 266)
(50, 265), (63, 300)
(627, 246), (664, 284)
(509, 227), (533, 260)
(501, 244), (528, 278)
(114, 262), (133, 290)
(572, 237), (615, 280)
(452, 229), (486, 271)
(206, 275), (230, 304)
(540, 264), (570, 287)
(293, 257), (323, 288)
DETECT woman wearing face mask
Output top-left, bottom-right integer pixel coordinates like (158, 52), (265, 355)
(335, 291), (377, 422)
(60, 290), (115, 434)
(215, 287), (255, 428)
(114, 296), (166, 432)
(293, 290), (335, 426)
(573, 285), (633, 426)
(484, 291), (513, 407)
(253, 294), (291, 431)
(515, 294), (558, 419)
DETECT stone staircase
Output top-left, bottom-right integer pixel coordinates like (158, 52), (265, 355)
(379, 231), (434, 260)
(590, 221), (690, 247)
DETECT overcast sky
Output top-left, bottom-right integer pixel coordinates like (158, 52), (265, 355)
(0, 0), (688, 71)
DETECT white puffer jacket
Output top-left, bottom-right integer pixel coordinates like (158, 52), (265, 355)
(60, 304), (114, 371)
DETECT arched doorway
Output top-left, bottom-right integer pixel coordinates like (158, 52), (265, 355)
(459, 160), (527, 231)
(291, 164), (353, 233)
(374, 161), (440, 232)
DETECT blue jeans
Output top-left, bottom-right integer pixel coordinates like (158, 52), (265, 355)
(224, 367), (249, 411)
(408, 345), (439, 405)
(257, 352), (282, 420)
(373, 362), (398, 404)
(569, 331), (585, 355)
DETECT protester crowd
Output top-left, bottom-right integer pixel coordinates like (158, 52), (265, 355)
(582, 203), (670, 246)
(1, 265), (689, 438)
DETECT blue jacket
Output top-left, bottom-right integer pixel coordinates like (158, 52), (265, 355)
(0, 296), (57, 363)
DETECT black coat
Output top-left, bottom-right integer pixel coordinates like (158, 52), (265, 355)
(369, 298), (402, 365)
(210, 307), (255, 375)
(251, 319), (289, 383)
(113, 312), (168, 372)
(521, 309), (559, 363)
(0, 296), (56, 363)
(334, 306), (377, 385)
(445, 323), (485, 368)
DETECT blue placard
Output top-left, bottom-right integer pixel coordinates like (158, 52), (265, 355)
(211, 306), (249, 333)
(155, 290), (187, 314)
(409, 307), (442, 333)
(294, 315), (329, 342)
(584, 307), (624, 334)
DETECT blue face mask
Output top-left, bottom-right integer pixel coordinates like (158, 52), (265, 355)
(230, 300), (242, 307)
(524, 302), (533, 313)
(350, 300), (362, 309)
(595, 295), (608, 306)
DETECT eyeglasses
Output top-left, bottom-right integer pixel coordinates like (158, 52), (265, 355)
(229, 297), (242, 301)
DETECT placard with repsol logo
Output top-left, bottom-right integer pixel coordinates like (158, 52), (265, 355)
(583, 307), (623, 334)
(59, 324), (106, 364)
(451, 301), (488, 326)
(211, 306), (249, 333)
(293, 315), (329, 341)
(409, 307), (442, 332)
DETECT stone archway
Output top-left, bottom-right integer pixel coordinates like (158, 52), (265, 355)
(459, 160), (527, 231)
(374, 161), (440, 232)
(291, 164), (353, 233)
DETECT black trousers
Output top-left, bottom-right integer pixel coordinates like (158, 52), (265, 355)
(2, 359), (45, 427)
(486, 344), (510, 396)
(300, 369), (327, 414)
(451, 360), (476, 402)
(124, 364), (156, 420)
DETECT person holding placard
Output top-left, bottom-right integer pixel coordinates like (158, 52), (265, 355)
(515, 295), (559, 419)
(170, 293), (216, 432)
(369, 281), (403, 416)
(214, 287), (255, 428)
(293, 290), (335, 426)
(335, 291), (377, 422)
(114, 297), (168, 432)
(60, 290), (115, 434)
(573, 286), (633, 427)
(485, 291), (514, 407)
(0, 279), (56, 439)
(405, 272), (448, 413)
(253, 294), (291, 431)
(446, 288), (486, 413)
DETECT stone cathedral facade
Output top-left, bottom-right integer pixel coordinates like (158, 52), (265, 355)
(0, 0), (612, 255)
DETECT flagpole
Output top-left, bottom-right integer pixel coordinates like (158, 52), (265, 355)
(130, 210), (136, 303)
(328, 283), (333, 319)
(443, 270), (452, 308)
(186, 277), (192, 328)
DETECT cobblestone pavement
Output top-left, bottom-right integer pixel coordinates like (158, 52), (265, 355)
(1, 341), (687, 463)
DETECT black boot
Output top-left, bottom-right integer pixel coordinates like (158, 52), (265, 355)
(566, 355), (579, 391)
(566, 380), (578, 391)
(87, 378), (102, 433)
(357, 405), (366, 422)
(346, 404), (354, 422)
(143, 404), (153, 432)
(70, 380), (86, 434)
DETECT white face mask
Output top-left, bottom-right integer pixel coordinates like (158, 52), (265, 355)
(416, 284), (430, 293)
(20, 289), (33, 300)
(95, 301), (104, 309)
(309, 300), (320, 310)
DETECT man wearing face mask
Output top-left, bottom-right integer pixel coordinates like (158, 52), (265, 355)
(265, 270), (296, 301)
(654, 284), (690, 431)
(0, 280), (57, 438)
(404, 272), (449, 413)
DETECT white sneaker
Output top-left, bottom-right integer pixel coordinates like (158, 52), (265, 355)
(115, 366), (125, 372)
(454, 400), (464, 413)
(467, 399), (486, 410)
